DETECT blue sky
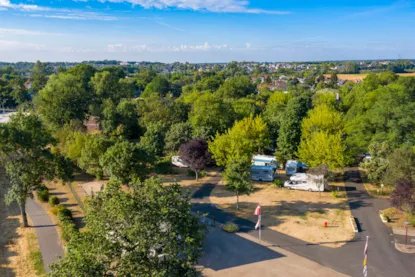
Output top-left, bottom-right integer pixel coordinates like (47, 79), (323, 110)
(1, 0), (415, 62)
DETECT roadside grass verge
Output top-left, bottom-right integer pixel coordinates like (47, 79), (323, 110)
(28, 232), (46, 276)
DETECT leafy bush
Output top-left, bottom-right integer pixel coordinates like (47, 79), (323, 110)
(37, 185), (49, 193)
(60, 219), (77, 242)
(49, 196), (60, 206)
(222, 222), (239, 233)
(331, 190), (338, 198)
(155, 160), (174, 174)
(37, 189), (49, 202)
(57, 207), (72, 221)
(51, 204), (63, 215)
(274, 179), (282, 188)
(410, 216), (415, 227)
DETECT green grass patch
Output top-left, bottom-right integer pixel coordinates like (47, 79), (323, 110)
(222, 222), (239, 233)
(28, 232), (46, 276)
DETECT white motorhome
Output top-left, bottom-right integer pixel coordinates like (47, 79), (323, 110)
(250, 165), (276, 182)
(284, 174), (327, 192)
(251, 155), (278, 169)
(171, 156), (189, 168)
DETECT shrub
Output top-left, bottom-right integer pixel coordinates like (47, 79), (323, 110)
(57, 207), (72, 221)
(155, 160), (174, 174)
(60, 219), (77, 242)
(37, 185), (49, 193)
(51, 204), (63, 215)
(274, 179), (282, 188)
(49, 196), (60, 206)
(222, 222), (239, 233)
(410, 215), (415, 227)
(37, 189), (49, 202)
(331, 190), (338, 198)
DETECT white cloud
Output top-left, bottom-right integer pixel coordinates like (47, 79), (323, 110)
(98, 0), (290, 14)
(29, 12), (117, 20)
(106, 42), (230, 53)
(0, 0), (49, 11)
(0, 28), (63, 36)
(0, 39), (45, 50)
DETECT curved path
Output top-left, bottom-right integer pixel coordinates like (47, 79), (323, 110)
(26, 198), (64, 273)
(192, 168), (415, 277)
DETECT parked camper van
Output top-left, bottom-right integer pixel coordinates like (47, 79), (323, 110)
(250, 165), (276, 182)
(252, 155), (278, 169)
(171, 156), (189, 168)
(284, 174), (327, 192)
(285, 160), (307, 175)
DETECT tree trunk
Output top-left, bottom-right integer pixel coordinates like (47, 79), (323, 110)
(20, 201), (28, 228)
(236, 192), (239, 210)
(195, 170), (198, 181)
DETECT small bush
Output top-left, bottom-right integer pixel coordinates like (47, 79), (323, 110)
(51, 204), (63, 215)
(57, 207), (72, 221)
(37, 185), (49, 193)
(155, 160), (174, 174)
(331, 190), (338, 198)
(410, 216), (415, 227)
(60, 219), (77, 242)
(222, 222), (239, 233)
(274, 180), (282, 188)
(37, 190), (49, 202)
(49, 196), (60, 206)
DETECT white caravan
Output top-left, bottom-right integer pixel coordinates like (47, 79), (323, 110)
(171, 156), (189, 168)
(284, 174), (327, 192)
(251, 155), (278, 169)
(250, 165), (276, 182)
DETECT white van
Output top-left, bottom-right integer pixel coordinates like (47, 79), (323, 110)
(250, 165), (276, 182)
(284, 174), (327, 192)
(171, 156), (189, 168)
(252, 155), (278, 169)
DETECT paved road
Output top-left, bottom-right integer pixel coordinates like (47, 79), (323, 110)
(26, 198), (64, 273)
(192, 168), (415, 277)
(199, 227), (347, 277)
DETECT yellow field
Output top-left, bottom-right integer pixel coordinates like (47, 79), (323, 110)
(324, 73), (415, 82)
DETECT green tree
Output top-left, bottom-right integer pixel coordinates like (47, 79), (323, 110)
(142, 76), (170, 98)
(78, 135), (113, 179)
(276, 95), (312, 164)
(30, 60), (47, 93)
(100, 140), (152, 184)
(194, 75), (224, 92)
(231, 98), (261, 120)
(91, 71), (134, 104)
(216, 76), (255, 99)
(209, 115), (270, 167)
(297, 131), (347, 170)
(383, 147), (415, 187)
(301, 104), (343, 139)
(360, 142), (391, 184)
(189, 93), (234, 138)
(140, 123), (166, 157)
(49, 178), (205, 277)
(0, 113), (72, 227)
(223, 159), (253, 210)
(34, 73), (91, 128)
(135, 68), (157, 91)
(164, 122), (193, 153)
(66, 64), (97, 90)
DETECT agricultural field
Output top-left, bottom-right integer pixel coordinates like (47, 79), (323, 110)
(325, 72), (415, 82)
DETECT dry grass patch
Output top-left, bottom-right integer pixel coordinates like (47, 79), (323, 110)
(208, 176), (354, 248)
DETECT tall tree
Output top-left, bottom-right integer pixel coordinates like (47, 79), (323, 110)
(34, 73), (92, 128)
(30, 60), (47, 93)
(216, 76), (256, 98)
(276, 95), (312, 164)
(140, 123), (166, 157)
(223, 159), (253, 210)
(383, 147), (415, 187)
(49, 178), (205, 277)
(179, 139), (210, 180)
(100, 140), (152, 184)
(164, 122), (193, 153)
(0, 113), (72, 227)
(390, 179), (415, 214)
(360, 142), (391, 184)
(142, 76), (170, 98)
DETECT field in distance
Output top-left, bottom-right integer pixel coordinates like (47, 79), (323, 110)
(324, 72), (415, 82)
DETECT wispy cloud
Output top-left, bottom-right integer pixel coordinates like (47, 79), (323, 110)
(0, 39), (45, 50)
(0, 0), (48, 11)
(98, 0), (291, 14)
(106, 42), (230, 53)
(0, 28), (64, 36)
(29, 12), (117, 21)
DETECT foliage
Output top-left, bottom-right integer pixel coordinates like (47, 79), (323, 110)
(298, 131), (347, 170)
(0, 113), (72, 227)
(390, 179), (415, 214)
(34, 73), (92, 128)
(187, 170), (207, 178)
(100, 140), (152, 184)
(142, 75), (170, 98)
(49, 178), (205, 277)
(179, 139), (210, 180)
(164, 122), (193, 153)
(223, 158), (253, 210)
(301, 104), (343, 139)
(49, 196), (60, 206)
(189, 93), (235, 138)
(37, 189), (50, 202)
(216, 76), (255, 98)
(360, 142), (391, 184)
(383, 147), (415, 187)
(57, 206), (73, 221)
(222, 222), (239, 233)
(30, 60), (48, 93)
(91, 70), (134, 104)
(230, 98), (261, 120)
(78, 135), (113, 179)
(276, 95), (312, 163)
(273, 179), (282, 188)
(60, 218), (78, 242)
(331, 190), (338, 198)
(209, 115), (270, 167)
(140, 123), (166, 157)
